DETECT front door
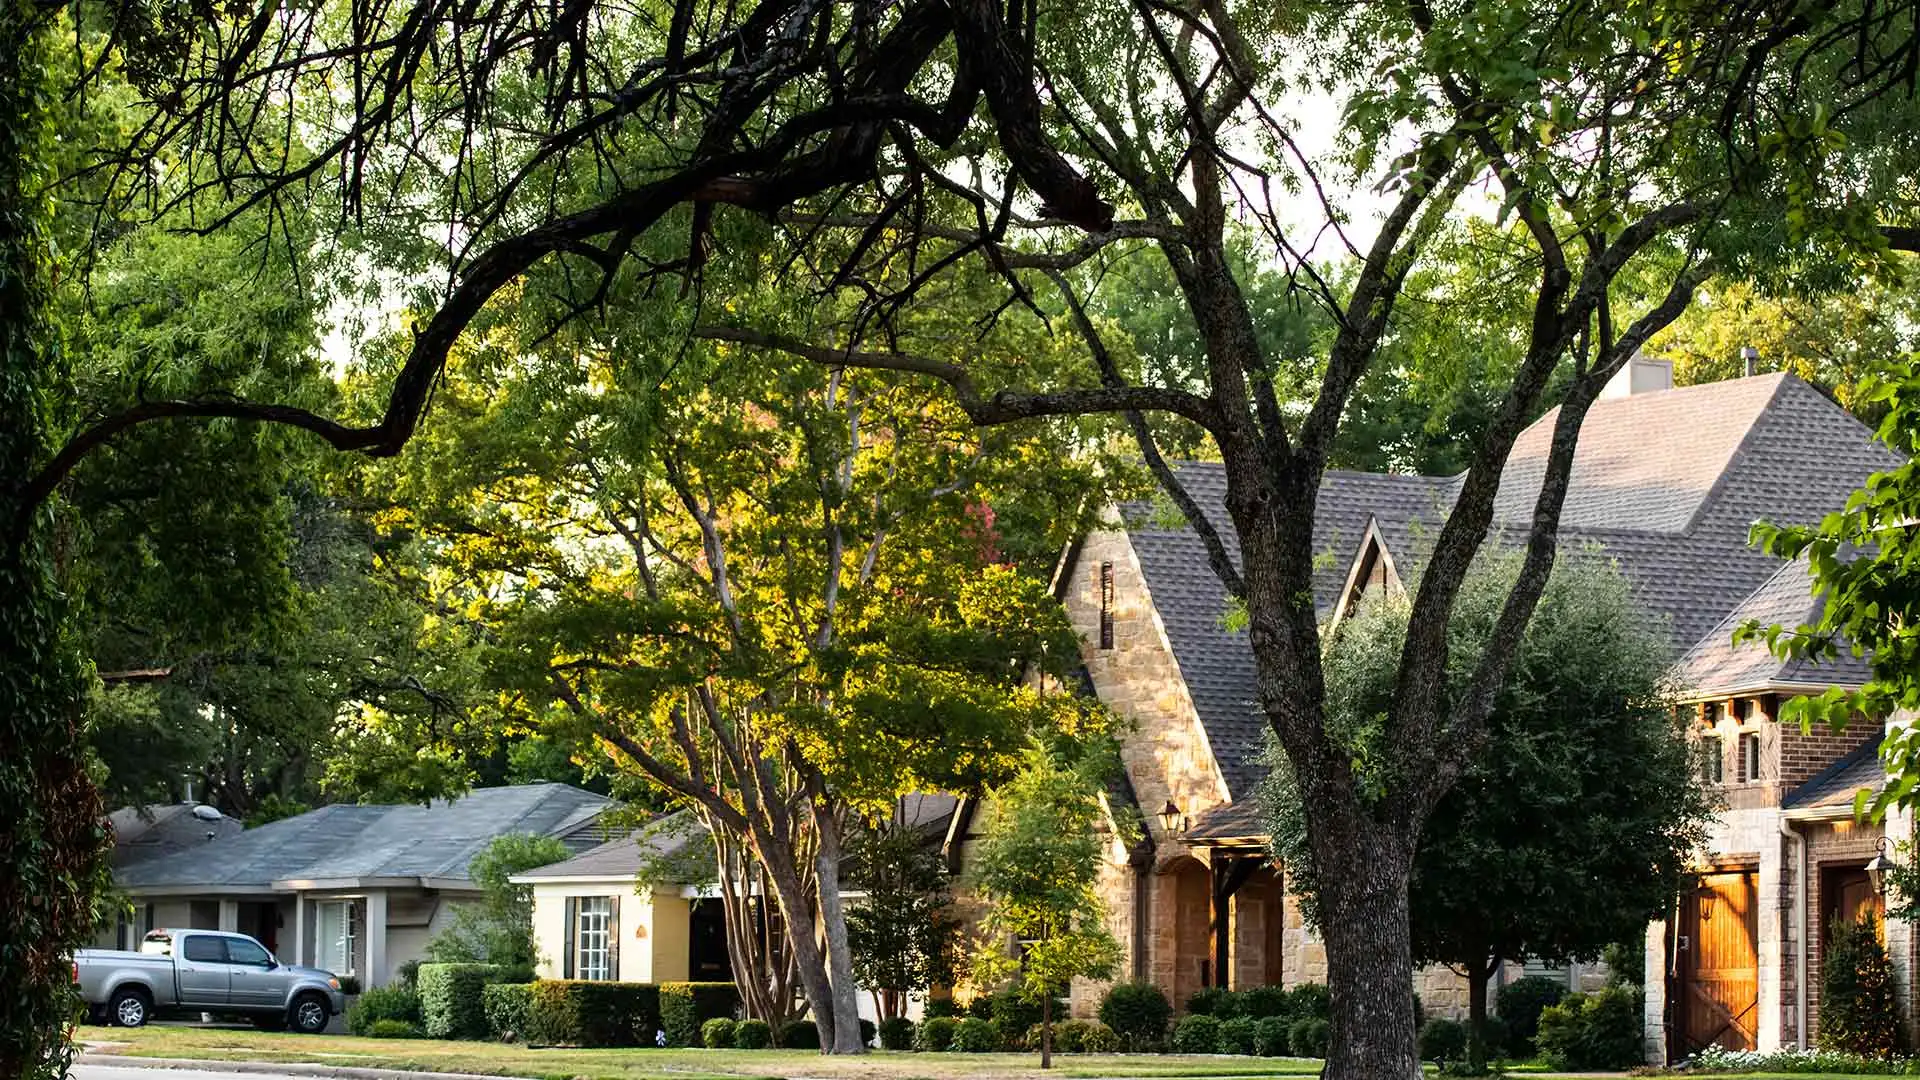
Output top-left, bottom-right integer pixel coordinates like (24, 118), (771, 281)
(175, 933), (233, 1007)
(689, 899), (732, 982)
(1678, 869), (1759, 1054)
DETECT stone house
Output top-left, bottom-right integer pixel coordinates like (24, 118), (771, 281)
(99, 782), (613, 988)
(981, 362), (1906, 1051)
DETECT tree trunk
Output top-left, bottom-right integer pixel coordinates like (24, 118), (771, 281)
(1312, 829), (1421, 1080)
(761, 844), (841, 1050)
(1040, 991), (1053, 1069)
(814, 812), (867, 1053)
(1467, 956), (1492, 1072)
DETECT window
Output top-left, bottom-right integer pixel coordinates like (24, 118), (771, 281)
(227, 937), (271, 966)
(315, 900), (358, 975)
(1701, 735), (1724, 784)
(1099, 562), (1115, 649)
(181, 936), (226, 963)
(1738, 731), (1763, 783)
(575, 897), (613, 981)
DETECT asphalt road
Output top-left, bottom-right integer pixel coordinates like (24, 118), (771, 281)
(71, 1068), (289, 1080)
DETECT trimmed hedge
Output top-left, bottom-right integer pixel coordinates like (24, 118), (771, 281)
(528, 979), (661, 1047)
(878, 1016), (914, 1050)
(1218, 1016), (1259, 1055)
(1535, 985), (1642, 1070)
(860, 1018), (877, 1048)
(347, 985), (421, 1037)
(915, 1016), (958, 1051)
(923, 999), (959, 1018)
(1187, 987), (1241, 1018)
(482, 983), (533, 1042)
(734, 1018), (773, 1049)
(1098, 980), (1173, 1050)
(1253, 1016), (1290, 1057)
(418, 963), (503, 1040)
(703, 1017), (738, 1048)
(1240, 986), (1291, 1019)
(368, 1018), (423, 1038)
(776, 1020), (820, 1049)
(660, 982), (741, 1047)
(1419, 1018), (1467, 1064)
(1171, 1014), (1221, 1054)
(1287, 1017), (1330, 1058)
(952, 1016), (1003, 1052)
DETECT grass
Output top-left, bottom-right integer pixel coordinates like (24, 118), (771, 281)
(76, 1024), (1330, 1080)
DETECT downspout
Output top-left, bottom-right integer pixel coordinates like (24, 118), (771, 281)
(1781, 817), (1807, 1049)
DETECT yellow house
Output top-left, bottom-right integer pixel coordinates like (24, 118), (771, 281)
(513, 815), (731, 984)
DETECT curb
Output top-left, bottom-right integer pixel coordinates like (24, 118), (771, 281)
(72, 1054), (514, 1080)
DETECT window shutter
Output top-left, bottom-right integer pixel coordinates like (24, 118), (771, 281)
(563, 896), (577, 979)
(607, 895), (621, 981)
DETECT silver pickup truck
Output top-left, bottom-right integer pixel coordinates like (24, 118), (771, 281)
(76, 928), (346, 1033)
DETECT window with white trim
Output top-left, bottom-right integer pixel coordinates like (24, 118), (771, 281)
(316, 900), (358, 975)
(575, 896), (613, 981)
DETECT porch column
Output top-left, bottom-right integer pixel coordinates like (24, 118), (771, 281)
(218, 900), (239, 932)
(292, 894), (308, 966)
(1210, 855), (1260, 988)
(364, 891), (388, 988)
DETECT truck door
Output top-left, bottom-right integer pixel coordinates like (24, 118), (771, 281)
(222, 935), (283, 1010)
(176, 934), (232, 1007)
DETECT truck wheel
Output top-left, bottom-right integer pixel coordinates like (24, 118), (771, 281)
(289, 993), (330, 1034)
(109, 988), (150, 1028)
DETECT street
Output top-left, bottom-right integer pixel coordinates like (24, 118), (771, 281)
(72, 1068), (292, 1080)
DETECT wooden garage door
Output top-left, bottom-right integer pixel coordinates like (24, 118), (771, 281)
(1680, 870), (1759, 1053)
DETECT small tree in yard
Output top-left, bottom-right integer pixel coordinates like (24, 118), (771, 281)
(848, 821), (961, 1022)
(969, 746), (1124, 1069)
(1819, 912), (1902, 1058)
(1264, 554), (1713, 1072)
(424, 833), (570, 978)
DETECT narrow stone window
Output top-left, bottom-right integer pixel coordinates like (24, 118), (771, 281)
(1099, 562), (1115, 649)
(1701, 734), (1724, 785)
(1738, 731), (1762, 783)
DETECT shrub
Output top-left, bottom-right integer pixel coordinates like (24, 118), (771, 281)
(1171, 1014), (1222, 1054)
(1240, 985), (1290, 1019)
(1253, 1016), (1291, 1057)
(1078, 1021), (1121, 1053)
(1287, 1017), (1331, 1058)
(1099, 981), (1173, 1050)
(338, 976), (364, 996)
(989, 986), (1060, 1042)
(924, 999), (959, 1018)
(1217, 1016), (1259, 1055)
(661, 982), (741, 1047)
(526, 979), (662, 1047)
(915, 1015), (959, 1051)
(1534, 985), (1643, 1070)
(417, 962), (503, 1040)
(1479, 1014), (1511, 1060)
(878, 1016), (915, 1050)
(733, 1018), (773, 1049)
(1601, 939), (1645, 989)
(368, 1018), (423, 1038)
(1419, 1018), (1468, 1064)
(347, 985), (421, 1036)
(1691, 1045), (1919, 1075)
(1285, 984), (1331, 1024)
(952, 1016), (1003, 1052)
(776, 1020), (820, 1049)
(967, 995), (995, 1019)
(1820, 913), (1901, 1059)
(702, 1017), (738, 1048)
(395, 959), (423, 988)
(1187, 987), (1241, 1017)
(1496, 974), (1568, 1055)
(481, 983), (533, 1042)
(1047, 1019), (1113, 1053)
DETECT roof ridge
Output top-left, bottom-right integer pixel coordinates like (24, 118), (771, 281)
(1675, 373), (1794, 536)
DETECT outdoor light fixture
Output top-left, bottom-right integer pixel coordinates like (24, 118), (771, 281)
(1867, 837), (1896, 896)
(1160, 800), (1187, 837)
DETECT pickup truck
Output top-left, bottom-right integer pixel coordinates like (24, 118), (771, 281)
(76, 928), (346, 1033)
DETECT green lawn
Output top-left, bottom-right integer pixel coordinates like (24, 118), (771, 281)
(76, 1024), (1329, 1079)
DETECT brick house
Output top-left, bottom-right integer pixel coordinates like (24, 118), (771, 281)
(968, 361), (1904, 1055)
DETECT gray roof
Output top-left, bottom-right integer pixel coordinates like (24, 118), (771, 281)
(1184, 799), (1267, 842)
(515, 811), (709, 883)
(1784, 735), (1884, 811)
(1118, 374), (1900, 800)
(109, 804), (244, 867)
(115, 783), (612, 891)
(1672, 558), (1876, 696)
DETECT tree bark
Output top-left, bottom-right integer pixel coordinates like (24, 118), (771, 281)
(814, 808), (868, 1053)
(1041, 991), (1053, 1069)
(760, 839), (842, 1050)
(1467, 956), (1493, 1072)
(1309, 825), (1421, 1080)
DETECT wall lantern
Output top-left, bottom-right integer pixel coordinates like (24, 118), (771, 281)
(1160, 800), (1187, 837)
(1868, 836), (1896, 896)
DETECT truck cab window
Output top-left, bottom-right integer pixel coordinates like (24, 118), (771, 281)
(182, 937), (226, 964)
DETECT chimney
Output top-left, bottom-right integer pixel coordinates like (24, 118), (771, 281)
(1601, 352), (1675, 398)
(1741, 345), (1760, 377)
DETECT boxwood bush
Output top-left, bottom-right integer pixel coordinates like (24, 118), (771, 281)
(1186, 987), (1241, 1017)
(776, 1020), (820, 1049)
(1217, 1016), (1259, 1055)
(733, 1018), (773, 1049)
(952, 1016), (1003, 1052)
(347, 985), (421, 1036)
(877, 1016), (914, 1050)
(702, 1017), (738, 1048)
(368, 1018), (423, 1038)
(660, 982), (741, 1047)
(915, 1016), (958, 1051)
(1240, 986), (1290, 1019)
(1286, 984), (1331, 1024)
(1419, 1018), (1467, 1064)
(481, 983), (533, 1042)
(417, 963), (503, 1040)
(1535, 986), (1642, 1070)
(1496, 974), (1567, 1055)
(1098, 980), (1173, 1050)
(527, 979), (661, 1047)
(1171, 1014), (1221, 1054)
(1287, 1016), (1331, 1058)
(1253, 1016), (1291, 1057)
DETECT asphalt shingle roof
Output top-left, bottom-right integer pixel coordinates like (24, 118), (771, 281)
(1784, 735), (1885, 811)
(1672, 557), (1876, 696)
(115, 783), (612, 891)
(517, 811), (708, 882)
(109, 804), (244, 867)
(1118, 374), (1900, 801)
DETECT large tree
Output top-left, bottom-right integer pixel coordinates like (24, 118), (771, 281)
(1263, 554), (1714, 1070)
(17, 3), (1920, 1078)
